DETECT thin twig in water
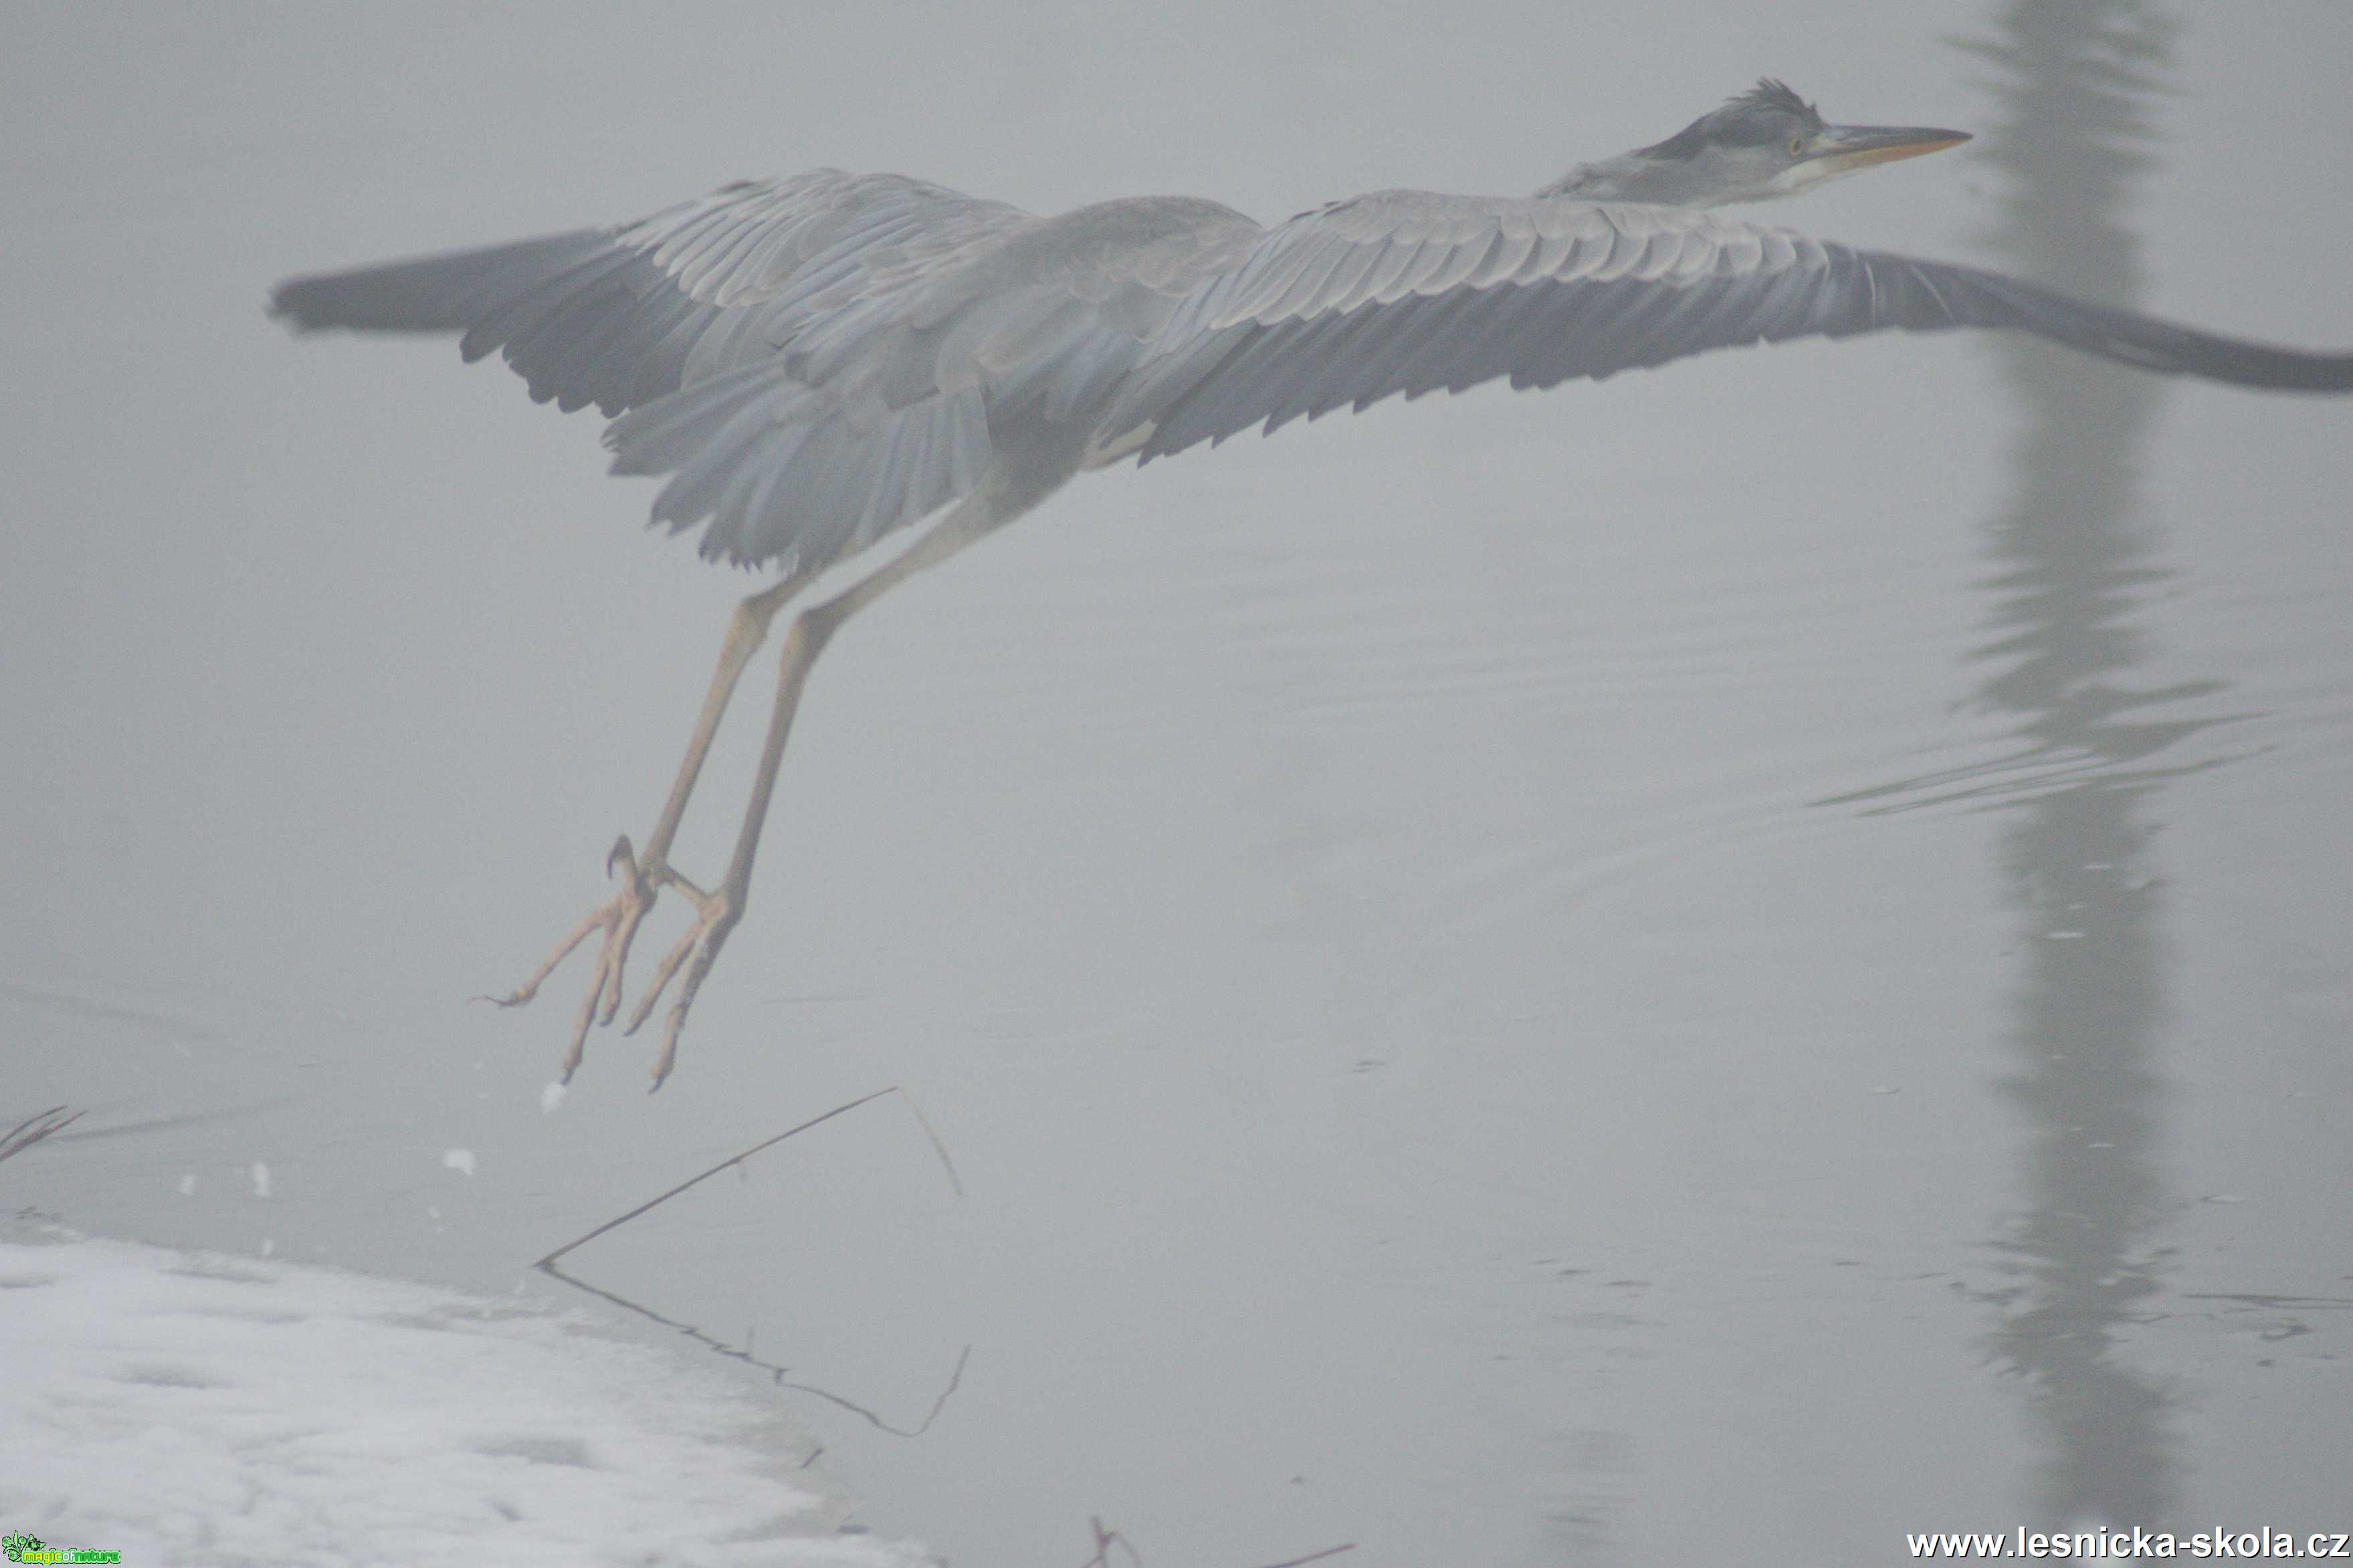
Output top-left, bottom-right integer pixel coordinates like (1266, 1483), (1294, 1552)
(1072, 1516), (1352, 1568)
(785, 1343), (970, 1435)
(540, 1253), (973, 1436)
(1253, 1545), (1356, 1568)
(0, 1106), (81, 1166)
(534, 1085), (958, 1268)
(532, 1087), (970, 1435)
(1081, 1516), (1142, 1568)
(896, 1088), (964, 1198)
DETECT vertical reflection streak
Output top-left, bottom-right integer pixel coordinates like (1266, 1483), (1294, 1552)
(1957, 0), (2196, 1531)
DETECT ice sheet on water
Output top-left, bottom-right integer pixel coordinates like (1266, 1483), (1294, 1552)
(0, 1222), (935, 1568)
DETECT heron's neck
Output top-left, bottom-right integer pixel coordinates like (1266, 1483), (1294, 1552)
(1538, 153), (1718, 207)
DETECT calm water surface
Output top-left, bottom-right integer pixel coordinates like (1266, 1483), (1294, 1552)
(5, 4), (2350, 1563)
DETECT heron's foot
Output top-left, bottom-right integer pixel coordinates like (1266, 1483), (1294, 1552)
(484, 834), (682, 1083)
(620, 875), (744, 1092)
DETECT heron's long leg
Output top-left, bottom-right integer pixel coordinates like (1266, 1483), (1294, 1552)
(631, 572), (809, 880)
(492, 571), (806, 1079)
(625, 486), (1023, 1088)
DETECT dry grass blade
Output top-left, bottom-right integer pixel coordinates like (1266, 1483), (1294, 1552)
(0, 1105), (82, 1166)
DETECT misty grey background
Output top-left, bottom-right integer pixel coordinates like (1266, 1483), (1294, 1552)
(5, 3), (2350, 1564)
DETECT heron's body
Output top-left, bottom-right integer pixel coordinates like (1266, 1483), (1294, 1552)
(271, 82), (2353, 1087)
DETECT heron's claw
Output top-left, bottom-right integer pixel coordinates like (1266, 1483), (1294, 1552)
(487, 843), (670, 1082)
(622, 882), (741, 1091)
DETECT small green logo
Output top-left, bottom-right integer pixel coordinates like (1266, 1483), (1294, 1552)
(3, 1535), (118, 1565)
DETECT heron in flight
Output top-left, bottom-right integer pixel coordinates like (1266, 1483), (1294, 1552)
(272, 81), (2353, 1089)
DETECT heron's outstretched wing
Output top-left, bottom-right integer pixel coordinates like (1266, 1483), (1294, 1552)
(1102, 191), (2353, 461)
(273, 172), (1043, 568)
(270, 171), (1029, 416)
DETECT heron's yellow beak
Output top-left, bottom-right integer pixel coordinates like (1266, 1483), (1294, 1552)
(1807, 124), (1973, 176)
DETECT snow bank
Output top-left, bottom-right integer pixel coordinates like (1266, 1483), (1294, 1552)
(0, 1226), (935, 1568)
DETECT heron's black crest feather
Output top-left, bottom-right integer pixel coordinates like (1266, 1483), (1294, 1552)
(1735, 79), (1820, 121)
(1638, 78), (1825, 161)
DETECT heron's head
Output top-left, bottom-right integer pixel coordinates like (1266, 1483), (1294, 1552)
(1540, 80), (1970, 207)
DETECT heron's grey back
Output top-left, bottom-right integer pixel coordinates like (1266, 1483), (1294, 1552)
(590, 190), (1259, 568)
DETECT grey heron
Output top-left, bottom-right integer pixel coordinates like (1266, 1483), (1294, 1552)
(271, 81), (2353, 1089)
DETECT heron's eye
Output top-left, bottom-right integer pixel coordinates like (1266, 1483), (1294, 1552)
(1788, 133), (1806, 157)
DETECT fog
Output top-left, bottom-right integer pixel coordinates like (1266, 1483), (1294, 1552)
(5, 4), (2350, 1563)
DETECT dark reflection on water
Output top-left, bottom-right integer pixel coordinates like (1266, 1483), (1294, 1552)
(1958, 0), (2204, 1532)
